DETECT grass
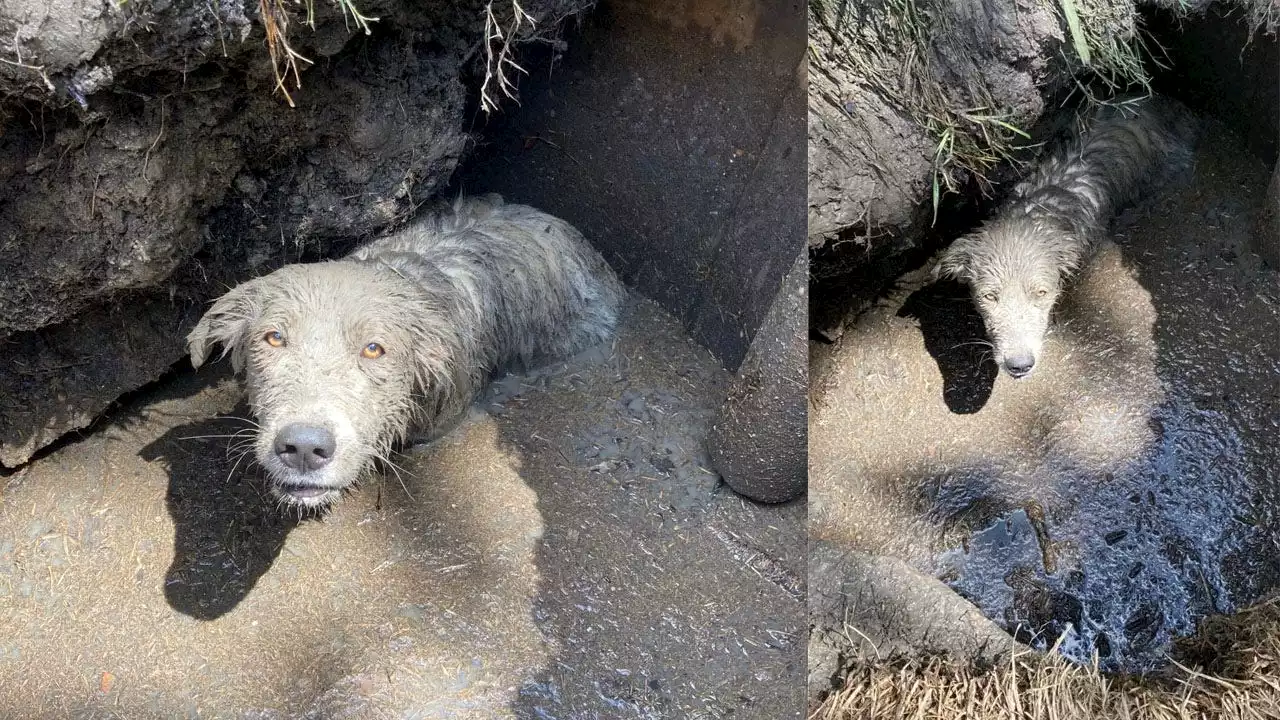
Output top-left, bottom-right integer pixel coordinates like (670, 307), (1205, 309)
(808, 0), (1196, 225)
(1054, 0), (1158, 94)
(813, 595), (1280, 720)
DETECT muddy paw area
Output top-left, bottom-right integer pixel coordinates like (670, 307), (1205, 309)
(0, 297), (804, 717)
(810, 121), (1280, 671)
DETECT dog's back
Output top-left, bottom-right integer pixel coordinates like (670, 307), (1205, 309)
(350, 194), (627, 373)
(1012, 95), (1199, 245)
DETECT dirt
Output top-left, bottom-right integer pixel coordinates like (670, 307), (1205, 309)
(0, 296), (805, 718)
(810, 120), (1280, 674)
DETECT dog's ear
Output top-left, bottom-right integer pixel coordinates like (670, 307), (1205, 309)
(934, 236), (978, 281)
(1051, 238), (1087, 277)
(187, 278), (264, 371)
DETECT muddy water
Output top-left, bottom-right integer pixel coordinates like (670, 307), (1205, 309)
(0, 297), (805, 718)
(810, 122), (1280, 670)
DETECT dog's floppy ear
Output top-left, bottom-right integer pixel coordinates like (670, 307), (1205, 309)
(1050, 237), (1087, 277)
(187, 278), (264, 371)
(934, 235), (978, 282)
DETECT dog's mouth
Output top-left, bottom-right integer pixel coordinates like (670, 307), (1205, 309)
(274, 481), (344, 505)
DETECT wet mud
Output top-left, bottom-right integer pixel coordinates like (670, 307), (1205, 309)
(0, 297), (805, 717)
(810, 121), (1280, 670)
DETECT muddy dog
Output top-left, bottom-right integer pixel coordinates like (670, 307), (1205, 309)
(188, 194), (626, 508)
(935, 95), (1197, 379)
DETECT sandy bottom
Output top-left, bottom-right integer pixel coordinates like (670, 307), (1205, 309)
(0, 296), (805, 718)
(811, 122), (1280, 670)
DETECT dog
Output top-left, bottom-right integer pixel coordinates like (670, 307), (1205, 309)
(187, 194), (626, 508)
(935, 95), (1197, 379)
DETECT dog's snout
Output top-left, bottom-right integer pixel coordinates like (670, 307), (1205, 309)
(274, 424), (336, 473)
(1003, 354), (1036, 378)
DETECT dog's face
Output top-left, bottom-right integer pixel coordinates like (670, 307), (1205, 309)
(935, 219), (1082, 379)
(188, 262), (455, 508)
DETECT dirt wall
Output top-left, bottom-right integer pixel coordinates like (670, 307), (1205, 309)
(453, 0), (808, 371)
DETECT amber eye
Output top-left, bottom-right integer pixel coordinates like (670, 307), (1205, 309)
(982, 293), (998, 303)
(1036, 288), (1048, 297)
(264, 331), (286, 347)
(361, 342), (385, 359)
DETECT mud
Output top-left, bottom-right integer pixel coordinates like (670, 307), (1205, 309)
(810, 122), (1280, 671)
(806, 540), (1016, 704)
(0, 297), (804, 718)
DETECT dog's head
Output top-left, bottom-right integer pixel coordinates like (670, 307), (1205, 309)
(935, 218), (1083, 379)
(188, 261), (461, 508)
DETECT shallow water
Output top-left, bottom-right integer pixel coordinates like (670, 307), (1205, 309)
(810, 122), (1280, 670)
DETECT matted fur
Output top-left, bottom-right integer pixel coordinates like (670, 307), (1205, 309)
(936, 95), (1198, 378)
(187, 194), (626, 508)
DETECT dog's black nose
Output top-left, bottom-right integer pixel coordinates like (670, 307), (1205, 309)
(274, 424), (336, 473)
(1004, 355), (1036, 378)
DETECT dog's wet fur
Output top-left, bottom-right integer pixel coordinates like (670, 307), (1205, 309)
(935, 95), (1197, 379)
(188, 194), (626, 509)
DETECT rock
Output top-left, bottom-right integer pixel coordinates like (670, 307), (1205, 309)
(707, 248), (806, 503)
(807, 541), (1020, 708)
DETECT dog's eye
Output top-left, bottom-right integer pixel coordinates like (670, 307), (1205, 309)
(982, 293), (998, 303)
(1036, 288), (1048, 297)
(361, 342), (385, 360)
(264, 331), (286, 347)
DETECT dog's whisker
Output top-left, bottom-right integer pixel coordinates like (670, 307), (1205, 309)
(216, 414), (265, 429)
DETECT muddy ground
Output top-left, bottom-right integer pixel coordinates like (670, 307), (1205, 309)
(0, 297), (805, 718)
(810, 119), (1279, 672)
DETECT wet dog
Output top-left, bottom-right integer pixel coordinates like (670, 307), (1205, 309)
(935, 95), (1197, 379)
(187, 194), (626, 508)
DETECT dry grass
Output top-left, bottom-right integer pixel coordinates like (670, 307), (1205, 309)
(250, 0), (574, 112)
(814, 596), (1280, 720)
(1241, 0), (1280, 36)
(477, 1), (586, 113)
(480, 1), (537, 113)
(257, 0), (378, 107)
